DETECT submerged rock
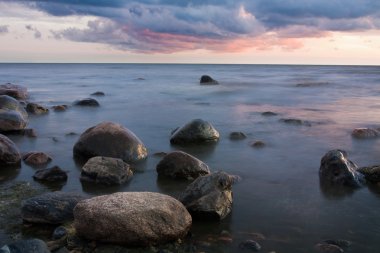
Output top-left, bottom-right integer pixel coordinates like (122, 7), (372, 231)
(0, 95), (28, 131)
(3, 128), (36, 137)
(90, 91), (105, 96)
(26, 103), (49, 115)
(74, 192), (192, 246)
(0, 134), (21, 167)
(351, 128), (379, 139)
(250, 141), (265, 148)
(23, 151), (52, 166)
(261, 111), (278, 116)
(314, 243), (344, 253)
(322, 239), (351, 249)
(52, 105), (68, 112)
(179, 171), (233, 220)
(229, 132), (247, 140)
(238, 240), (261, 252)
(0, 83), (28, 100)
(170, 119), (220, 145)
(357, 166), (380, 183)
(280, 118), (311, 126)
(80, 156), (133, 185)
(200, 75), (218, 85)
(33, 166), (68, 182)
(73, 121), (148, 163)
(21, 192), (85, 224)
(319, 150), (365, 187)
(156, 151), (210, 180)
(74, 98), (99, 107)
(0, 239), (50, 253)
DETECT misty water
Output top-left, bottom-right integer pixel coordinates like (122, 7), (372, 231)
(1, 64), (380, 252)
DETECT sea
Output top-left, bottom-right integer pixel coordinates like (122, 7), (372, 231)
(1, 63), (380, 252)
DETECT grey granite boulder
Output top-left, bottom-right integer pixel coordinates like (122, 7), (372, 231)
(0, 95), (28, 131)
(179, 171), (233, 220)
(21, 192), (85, 224)
(0, 239), (50, 253)
(156, 151), (210, 180)
(80, 156), (133, 185)
(319, 150), (365, 187)
(0, 134), (21, 167)
(74, 192), (192, 246)
(0, 83), (28, 100)
(170, 119), (219, 145)
(73, 122), (148, 163)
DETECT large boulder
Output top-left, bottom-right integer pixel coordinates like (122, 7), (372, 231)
(21, 192), (85, 224)
(74, 192), (192, 246)
(0, 239), (50, 253)
(0, 95), (28, 131)
(200, 75), (218, 85)
(156, 151), (210, 180)
(73, 122), (148, 163)
(170, 119), (220, 145)
(319, 150), (365, 187)
(179, 171), (233, 220)
(80, 156), (133, 185)
(0, 134), (21, 167)
(0, 83), (28, 100)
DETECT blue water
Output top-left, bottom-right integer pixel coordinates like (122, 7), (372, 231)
(1, 64), (380, 252)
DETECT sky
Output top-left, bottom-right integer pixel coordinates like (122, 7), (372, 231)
(0, 0), (380, 64)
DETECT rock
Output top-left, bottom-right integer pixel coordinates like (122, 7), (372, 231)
(322, 239), (351, 249)
(52, 226), (68, 240)
(238, 240), (261, 252)
(250, 141), (265, 148)
(90, 91), (105, 96)
(314, 243), (344, 253)
(229, 132), (247, 140)
(156, 151), (210, 180)
(80, 156), (133, 185)
(23, 151), (52, 166)
(170, 119), (220, 145)
(26, 103), (49, 115)
(33, 166), (68, 182)
(358, 166), (380, 183)
(0, 83), (28, 100)
(73, 98), (99, 107)
(0, 239), (50, 253)
(3, 128), (36, 137)
(52, 105), (68, 112)
(319, 150), (365, 187)
(280, 118), (311, 126)
(296, 82), (329, 88)
(261, 111), (277, 116)
(74, 192), (192, 246)
(0, 95), (28, 131)
(200, 75), (218, 85)
(153, 152), (167, 157)
(21, 192), (85, 224)
(73, 122), (147, 163)
(351, 128), (379, 139)
(179, 171), (233, 220)
(0, 134), (21, 167)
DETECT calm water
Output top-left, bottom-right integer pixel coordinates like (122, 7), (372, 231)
(1, 64), (380, 252)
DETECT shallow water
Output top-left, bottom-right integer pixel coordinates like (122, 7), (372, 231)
(1, 64), (380, 252)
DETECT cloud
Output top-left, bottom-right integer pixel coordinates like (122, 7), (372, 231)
(0, 25), (8, 34)
(6, 0), (380, 53)
(25, 24), (42, 38)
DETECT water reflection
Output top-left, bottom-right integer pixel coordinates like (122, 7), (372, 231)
(0, 166), (20, 183)
(319, 179), (356, 200)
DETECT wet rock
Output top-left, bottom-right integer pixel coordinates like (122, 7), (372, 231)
(319, 150), (365, 187)
(261, 111), (277, 116)
(170, 119), (220, 145)
(21, 192), (85, 224)
(52, 226), (68, 240)
(250, 141), (265, 148)
(179, 171), (233, 220)
(0, 95), (28, 131)
(90, 91), (105, 96)
(3, 128), (36, 137)
(33, 166), (68, 182)
(351, 128), (379, 139)
(0, 239), (50, 253)
(65, 132), (77, 136)
(153, 152), (167, 157)
(73, 98), (99, 107)
(23, 151), (52, 166)
(74, 192), (192, 246)
(52, 105), (68, 112)
(200, 75), (218, 85)
(73, 121), (148, 163)
(26, 103), (49, 115)
(238, 240), (261, 252)
(358, 166), (380, 183)
(0, 83), (28, 100)
(156, 151), (210, 180)
(322, 239), (351, 249)
(314, 243), (343, 253)
(280, 118), (311, 126)
(229, 132), (247, 140)
(0, 134), (21, 167)
(80, 156), (133, 185)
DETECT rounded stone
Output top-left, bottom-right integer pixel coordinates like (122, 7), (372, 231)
(74, 192), (192, 246)
(73, 122), (148, 163)
(170, 119), (219, 145)
(200, 75), (218, 85)
(229, 132), (247, 140)
(0, 95), (28, 131)
(23, 151), (52, 166)
(0, 134), (21, 167)
(351, 128), (379, 139)
(0, 239), (49, 253)
(0, 83), (28, 100)
(74, 98), (99, 107)
(33, 166), (68, 182)
(26, 103), (49, 115)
